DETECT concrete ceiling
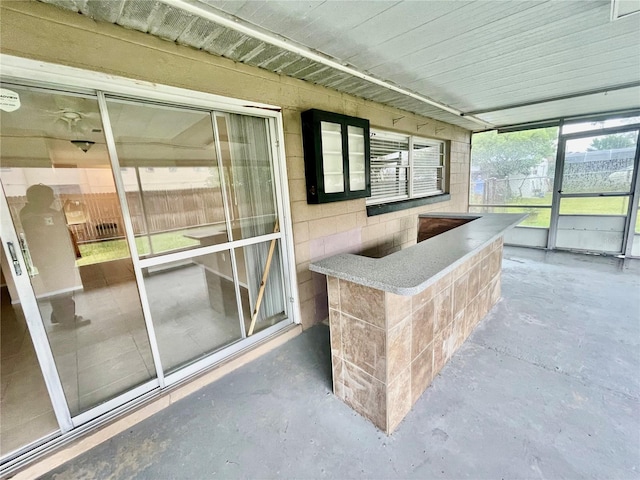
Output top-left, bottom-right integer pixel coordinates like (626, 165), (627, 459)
(39, 0), (640, 131)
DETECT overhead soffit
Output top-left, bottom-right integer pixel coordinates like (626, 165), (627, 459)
(33, 0), (640, 131)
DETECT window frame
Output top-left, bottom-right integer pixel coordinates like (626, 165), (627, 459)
(366, 129), (447, 206)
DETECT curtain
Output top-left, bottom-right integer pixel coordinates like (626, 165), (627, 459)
(223, 113), (285, 328)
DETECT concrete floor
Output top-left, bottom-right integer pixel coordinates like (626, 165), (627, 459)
(40, 247), (640, 479)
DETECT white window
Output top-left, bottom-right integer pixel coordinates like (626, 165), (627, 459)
(367, 130), (446, 205)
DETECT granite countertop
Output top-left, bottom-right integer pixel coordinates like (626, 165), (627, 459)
(309, 212), (526, 296)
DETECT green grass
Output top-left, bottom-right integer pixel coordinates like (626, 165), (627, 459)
(470, 194), (633, 228)
(77, 196), (640, 266)
(76, 230), (200, 266)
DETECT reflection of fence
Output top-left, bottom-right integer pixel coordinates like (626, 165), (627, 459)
(7, 188), (226, 243)
(562, 159), (634, 193)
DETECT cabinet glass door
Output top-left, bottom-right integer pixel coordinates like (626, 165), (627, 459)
(348, 125), (365, 191)
(320, 121), (344, 193)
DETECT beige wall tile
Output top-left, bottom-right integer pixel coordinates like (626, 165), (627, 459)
(411, 299), (435, 361)
(387, 366), (412, 434)
(490, 246), (503, 277)
(434, 284), (453, 335)
(341, 360), (387, 432)
(467, 262), (481, 301)
(327, 276), (340, 310)
(341, 314), (386, 382)
(412, 281), (438, 312)
(385, 292), (412, 330)
(453, 274), (468, 318)
(340, 280), (385, 328)
(332, 355), (344, 399)
(464, 295), (479, 339)
(411, 343), (434, 406)
(387, 318), (411, 383)
(489, 275), (501, 306)
(452, 311), (466, 351)
(328, 308), (342, 358)
(478, 287), (491, 321)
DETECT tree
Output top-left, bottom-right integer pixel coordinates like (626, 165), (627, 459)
(587, 132), (636, 151)
(471, 128), (557, 179)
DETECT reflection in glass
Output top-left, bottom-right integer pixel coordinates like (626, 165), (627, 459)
(562, 132), (638, 194)
(0, 249), (58, 457)
(144, 252), (243, 374)
(216, 113), (278, 240)
(106, 100), (228, 256)
(0, 87), (156, 416)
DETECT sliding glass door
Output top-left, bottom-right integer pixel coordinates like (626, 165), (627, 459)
(0, 85), (158, 423)
(0, 78), (293, 461)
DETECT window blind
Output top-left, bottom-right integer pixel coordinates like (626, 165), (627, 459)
(412, 139), (444, 197)
(368, 130), (446, 205)
(369, 132), (410, 203)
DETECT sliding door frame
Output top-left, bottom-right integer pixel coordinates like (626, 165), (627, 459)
(0, 53), (300, 455)
(548, 124), (640, 253)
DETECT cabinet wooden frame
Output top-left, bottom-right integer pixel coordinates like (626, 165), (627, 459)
(301, 109), (371, 204)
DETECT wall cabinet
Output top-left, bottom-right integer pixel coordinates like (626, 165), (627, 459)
(301, 109), (371, 204)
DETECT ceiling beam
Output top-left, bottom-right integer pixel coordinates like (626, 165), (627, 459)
(159, 0), (494, 129)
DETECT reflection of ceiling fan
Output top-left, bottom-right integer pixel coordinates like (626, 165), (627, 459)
(47, 108), (100, 136)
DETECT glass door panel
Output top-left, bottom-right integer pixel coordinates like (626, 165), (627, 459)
(562, 133), (637, 194)
(215, 113), (279, 240)
(105, 99), (229, 256)
(142, 252), (243, 375)
(0, 86), (156, 417)
(553, 129), (638, 254)
(106, 100), (252, 375)
(0, 247), (58, 458)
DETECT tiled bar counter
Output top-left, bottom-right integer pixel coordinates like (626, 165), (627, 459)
(310, 213), (525, 434)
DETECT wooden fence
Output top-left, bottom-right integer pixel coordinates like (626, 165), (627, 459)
(7, 187), (226, 243)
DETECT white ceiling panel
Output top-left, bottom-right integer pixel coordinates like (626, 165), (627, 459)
(477, 86), (640, 125)
(38, 0), (640, 131)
